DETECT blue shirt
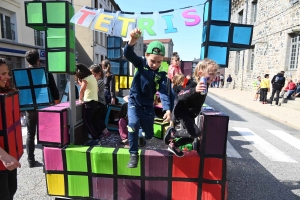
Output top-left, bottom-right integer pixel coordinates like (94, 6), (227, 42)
(124, 44), (170, 111)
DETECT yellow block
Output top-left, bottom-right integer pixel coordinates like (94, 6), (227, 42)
(46, 174), (65, 196)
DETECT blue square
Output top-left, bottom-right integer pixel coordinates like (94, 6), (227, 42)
(31, 68), (47, 85)
(34, 87), (50, 103)
(207, 46), (228, 65)
(232, 26), (252, 46)
(203, 2), (209, 23)
(110, 61), (120, 75)
(107, 49), (121, 59)
(200, 46), (205, 60)
(107, 36), (122, 48)
(14, 70), (30, 87)
(120, 61), (128, 76)
(209, 25), (229, 43)
(211, 0), (230, 21)
(202, 25), (207, 42)
(19, 89), (33, 105)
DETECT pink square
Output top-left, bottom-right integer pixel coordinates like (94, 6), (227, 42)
(43, 147), (63, 171)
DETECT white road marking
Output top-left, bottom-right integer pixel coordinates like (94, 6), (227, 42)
(233, 127), (297, 163)
(226, 140), (242, 158)
(267, 130), (300, 151)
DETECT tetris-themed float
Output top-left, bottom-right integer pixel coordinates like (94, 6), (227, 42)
(0, 91), (23, 171)
(22, 0), (254, 199)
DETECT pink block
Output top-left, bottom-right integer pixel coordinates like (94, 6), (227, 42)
(43, 147), (63, 171)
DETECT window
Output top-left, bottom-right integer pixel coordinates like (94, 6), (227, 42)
(235, 51), (240, 73)
(0, 13), (15, 41)
(100, 4), (102, 8)
(289, 34), (300, 70)
(252, 1), (258, 23)
(100, 32), (103, 46)
(95, 31), (99, 44)
(238, 10), (243, 23)
(95, 54), (99, 63)
(34, 30), (44, 46)
(250, 47), (255, 70)
(101, 55), (104, 61)
(94, 0), (98, 8)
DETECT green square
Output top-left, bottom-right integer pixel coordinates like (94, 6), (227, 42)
(69, 29), (75, 50)
(90, 147), (114, 174)
(48, 52), (66, 72)
(65, 146), (89, 172)
(117, 148), (141, 176)
(69, 52), (76, 73)
(68, 175), (89, 197)
(26, 2), (43, 24)
(153, 120), (169, 139)
(46, 2), (66, 24)
(69, 3), (75, 25)
(47, 28), (66, 48)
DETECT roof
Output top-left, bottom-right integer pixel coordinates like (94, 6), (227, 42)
(143, 39), (173, 44)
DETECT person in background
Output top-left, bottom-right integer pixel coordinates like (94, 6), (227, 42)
(219, 74), (224, 88)
(25, 50), (60, 168)
(124, 28), (171, 168)
(102, 59), (116, 105)
(0, 58), (22, 200)
(253, 76), (261, 101)
(260, 74), (270, 104)
(281, 78), (296, 99)
(170, 73), (185, 128)
(294, 79), (300, 97)
(226, 74), (232, 89)
(89, 64), (110, 136)
(270, 71), (285, 106)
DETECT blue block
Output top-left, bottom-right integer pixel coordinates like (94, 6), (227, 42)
(211, 0), (231, 22)
(31, 68), (47, 85)
(209, 25), (230, 43)
(107, 36), (122, 48)
(207, 46), (228, 66)
(107, 49), (121, 59)
(110, 60), (129, 76)
(105, 105), (122, 131)
(232, 25), (253, 46)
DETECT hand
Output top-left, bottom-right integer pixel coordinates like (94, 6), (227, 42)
(1, 154), (21, 171)
(79, 99), (84, 104)
(128, 28), (142, 46)
(111, 97), (115, 105)
(54, 99), (60, 105)
(196, 81), (207, 93)
(163, 110), (171, 123)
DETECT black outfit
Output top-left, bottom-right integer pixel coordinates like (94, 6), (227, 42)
(26, 72), (60, 165)
(171, 85), (183, 123)
(103, 74), (115, 104)
(172, 81), (206, 147)
(270, 73), (285, 105)
(0, 169), (17, 200)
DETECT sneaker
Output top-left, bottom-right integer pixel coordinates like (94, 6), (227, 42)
(164, 127), (175, 145)
(168, 143), (184, 157)
(127, 154), (139, 168)
(138, 137), (146, 147)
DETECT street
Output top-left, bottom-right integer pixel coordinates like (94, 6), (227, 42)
(14, 93), (300, 200)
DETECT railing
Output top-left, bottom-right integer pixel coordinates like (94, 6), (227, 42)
(1, 22), (15, 41)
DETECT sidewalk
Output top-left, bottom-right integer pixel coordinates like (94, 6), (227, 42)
(208, 87), (300, 130)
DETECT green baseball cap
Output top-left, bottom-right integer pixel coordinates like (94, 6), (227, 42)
(146, 41), (165, 56)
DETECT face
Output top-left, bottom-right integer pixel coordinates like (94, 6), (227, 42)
(0, 64), (10, 88)
(198, 65), (217, 84)
(145, 54), (163, 70)
(90, 69), (101, 80)
(258, 76), (261, 80)
(171, 58), (180, 66)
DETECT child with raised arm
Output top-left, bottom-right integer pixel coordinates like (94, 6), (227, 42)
(124, 28), (171, 168)
(164, 58), (219, 157)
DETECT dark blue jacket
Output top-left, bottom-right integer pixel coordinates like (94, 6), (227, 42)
(124, 44), (170, 111)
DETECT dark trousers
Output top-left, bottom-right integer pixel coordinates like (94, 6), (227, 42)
(25, 110), (37, 163)
(104, 89), (111, 105)
(261, 88), (268, 102)
(93, 102), (107, 129)
(83, 101), (102, 139)
(0, 169), (17, 200)
(270, 89), (281, 105)
(173, 104), (201, 147)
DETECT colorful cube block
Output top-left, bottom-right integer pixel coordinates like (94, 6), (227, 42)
(153, 119), (169, 139)
(0, 91), (23, 171)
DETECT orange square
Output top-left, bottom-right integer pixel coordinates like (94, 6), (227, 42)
(172, 181), (198, 200)
(203, 158), (223, 180)
(172, 152), (200, 178)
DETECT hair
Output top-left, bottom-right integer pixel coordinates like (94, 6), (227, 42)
(102, 59), (111, 76)
(171, 52), (180, 61)
(76, 63), (92, 81)
(90, 64), (104, 79)
(264, 74), (269, 78)
(119, 102), (128, 119)
(172, 73), (185, 86)
(0, 58), (15, 93)
(193, 58), (219, 83)
(257, 76), (261, 78)
(25, 49), (40, 66)
(280, 71), (285, 74)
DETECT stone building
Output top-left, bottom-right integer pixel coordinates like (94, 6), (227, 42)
(228, 0), (300, 91)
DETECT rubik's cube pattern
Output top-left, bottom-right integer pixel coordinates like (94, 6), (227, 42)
(201, 0), (253, 67)
(0, 91), (23, 171)
(25, 1), (76, 73)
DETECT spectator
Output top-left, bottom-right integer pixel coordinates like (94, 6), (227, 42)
(226, 74), (232, 89)
(220, 74), (224, 88)
(270, 71), (285, 106)
(260, 74), (270, 104)
(102, 59), (116, 105)
(294, 79), (300, 97)
(281, 78), (296, 99)
(253, 76), (261, 101)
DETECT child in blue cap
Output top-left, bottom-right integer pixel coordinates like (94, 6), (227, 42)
(124, 28), (171, 168)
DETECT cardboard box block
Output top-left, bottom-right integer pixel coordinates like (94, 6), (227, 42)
(0, 91), (23, 171)
(105, 104), (122, 131)
(38, 105), (69, 147)
(55, 100), (83, 124)
(153, 119), (169, 139)
(43, 147), (64, 171)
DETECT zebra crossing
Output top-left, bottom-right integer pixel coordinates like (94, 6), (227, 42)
(227, 127), (300, 163)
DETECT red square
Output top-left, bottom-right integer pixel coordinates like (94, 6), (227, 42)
(203, 158), (223, 180)
(8, 130), (17, 159)
(202, 183), (222, 200)
(5, 96), (13, 128)
(0, 106), (2, 130)
(172, 181), (198, 200)
(15, 124), (23, 158)
(13, 94), (20, 122)
(172, 151), (200, 178)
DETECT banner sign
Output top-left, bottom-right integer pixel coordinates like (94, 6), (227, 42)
(71, 6), (203, 38)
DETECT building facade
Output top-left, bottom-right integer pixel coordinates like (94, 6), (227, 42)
(144, 39), (174, 63)
(228, 0), (300, 91)
(74, 0), (121, 66)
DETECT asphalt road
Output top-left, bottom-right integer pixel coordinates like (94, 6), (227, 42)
(14, 93), (300, 200)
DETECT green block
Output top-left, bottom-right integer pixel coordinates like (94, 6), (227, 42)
(65, 146), (89, 172)
(69, 29), (75, 49)
(68, 175), (89, 197)
(117, 148), (141, 176)
(90, 147), (114, 174)
(48, 52), (66, 72)
(153, 119), (169, 139)
(47, 28), (66, 48)
(46, 2), (66, 24)
(69, 3), (75, 25)
(25, 2), (45, 31)
(69, 52), (76, 73)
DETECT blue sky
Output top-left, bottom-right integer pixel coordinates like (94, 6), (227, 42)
(114, 0), (206, 61)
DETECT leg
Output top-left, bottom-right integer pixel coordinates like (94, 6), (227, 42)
(83, 101), (99, 140)
(26, 110), (37, 167)
(270, 89), (276, 104)
(0, 169), (17, 200)
(275, 89), (280, 105)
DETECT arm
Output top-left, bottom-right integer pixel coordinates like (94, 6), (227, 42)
(0, 147), (21, 170)
(178, 82), (198, 101)
(79, 79), (87, 103)
(109, 75), (116, 104)
(118, 119), (128, 140)
(48, 73), (60, 104)
(271, 75), (275, 84)
(157, 74), (171, 122)
(124, 28), (143, 69)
